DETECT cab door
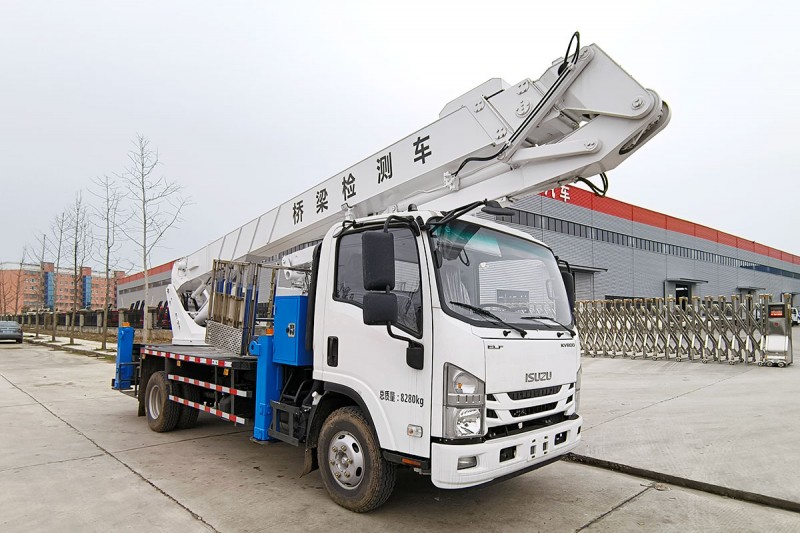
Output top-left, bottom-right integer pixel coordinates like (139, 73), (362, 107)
(319, 225), (433, 458)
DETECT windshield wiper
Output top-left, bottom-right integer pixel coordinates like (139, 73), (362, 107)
(449, 301), (527, 337)
(521, 315), (575, 337)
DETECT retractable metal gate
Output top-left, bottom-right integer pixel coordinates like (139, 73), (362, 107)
(575, 294), (793, 365)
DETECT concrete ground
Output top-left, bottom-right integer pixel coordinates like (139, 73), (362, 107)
(576, 327), (800, 509)
(1, 341), (799, 532)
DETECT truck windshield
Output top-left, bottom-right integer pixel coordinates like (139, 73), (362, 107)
(430, 219), (572, 330)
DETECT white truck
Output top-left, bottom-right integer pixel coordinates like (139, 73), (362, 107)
(113, 33), (669, 512)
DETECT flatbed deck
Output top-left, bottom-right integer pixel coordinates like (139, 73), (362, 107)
(141, 344), (258, 370)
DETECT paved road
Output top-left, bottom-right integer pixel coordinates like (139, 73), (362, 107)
(1, 343), (798, 532)
(576, 327), (800, 508)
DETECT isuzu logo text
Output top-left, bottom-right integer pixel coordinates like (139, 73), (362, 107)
(525, 371), (552, 383)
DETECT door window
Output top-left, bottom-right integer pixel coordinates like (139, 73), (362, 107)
(334, 227), (423, 336)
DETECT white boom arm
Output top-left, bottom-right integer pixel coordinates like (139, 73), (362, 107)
(167, 40), (670, 344)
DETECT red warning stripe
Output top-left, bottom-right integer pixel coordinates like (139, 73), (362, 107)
(167, 374), (252, 398)
(142, 347), (233, 368)
(168, 394), (248, 425)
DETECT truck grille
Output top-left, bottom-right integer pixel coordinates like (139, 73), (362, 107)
(510, 402), (558, 418)
(486, 412), (571, 440)
(485, 382), (576, 438)
(507, 385), (562, 401)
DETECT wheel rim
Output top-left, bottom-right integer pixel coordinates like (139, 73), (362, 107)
(327, 431), (365, 490)
(148, 383), (162, 419)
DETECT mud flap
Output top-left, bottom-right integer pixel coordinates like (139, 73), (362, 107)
(300, 447), (318, 476)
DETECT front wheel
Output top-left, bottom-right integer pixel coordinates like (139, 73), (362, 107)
(317, 406), (396, 512)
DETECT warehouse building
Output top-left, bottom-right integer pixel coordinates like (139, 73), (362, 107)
(497, 185), (800, 302)
(117, 186), (800, 310)
(117, 261), (174, 309)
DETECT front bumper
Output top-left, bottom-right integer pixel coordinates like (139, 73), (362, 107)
(430, 414), (582, 489)
(0, 333), (23, 342)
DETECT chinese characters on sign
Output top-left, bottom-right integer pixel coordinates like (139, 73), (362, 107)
(379, 390), (395, 402)
(413, 135), (432, 164)
(341, 173), (356, 202)
(292, 200), (303, 224)
(316, 188), (328, 213)
(289, 134), (438, 226)
(544, 185), (571, 203)
(377, 152), (393, 184)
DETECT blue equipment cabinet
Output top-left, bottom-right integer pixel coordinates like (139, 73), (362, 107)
(113, 326), (135, 390)
(249, 335), (283, 441)
(272, 295), (313, 366)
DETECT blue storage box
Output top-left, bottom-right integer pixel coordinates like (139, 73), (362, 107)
(272, 296), (313, 366)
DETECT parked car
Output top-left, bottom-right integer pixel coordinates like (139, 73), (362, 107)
(792, 307), (799, 326)
(0, 321), (23, 343)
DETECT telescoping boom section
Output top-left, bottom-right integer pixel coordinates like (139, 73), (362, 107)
(118, 33), (671, 513)
(169, 36), (669, 340)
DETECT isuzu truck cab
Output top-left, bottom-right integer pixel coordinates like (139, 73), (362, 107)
(310, 209), (582, 500)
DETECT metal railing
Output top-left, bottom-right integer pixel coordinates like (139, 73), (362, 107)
(575, 294), (792, 364)
(1, 308), (168, 331)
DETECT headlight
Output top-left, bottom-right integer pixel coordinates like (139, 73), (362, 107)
(445, 407), (483, 437)
(444, 364), (485, 439)
(452, 370), (479, 394)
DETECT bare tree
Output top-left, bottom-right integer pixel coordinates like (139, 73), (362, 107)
(120, 134), (187, 343)
(89, 175), (124, 350)
(12, 247), (27, 317)
(67, 192), (92, 345)
(29, 233), (49, 338)
(50, 211), (68, 342)
(0, 268), (10, 316)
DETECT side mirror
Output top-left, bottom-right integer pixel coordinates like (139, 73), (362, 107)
(561, 270), (576, 313)
(481, 200), (515, 217)
(362, 231), (395, 290)
(406, 344), (424, 370)
(363, 293), (398, 325)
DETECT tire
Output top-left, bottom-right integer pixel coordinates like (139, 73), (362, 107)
(16, 339), (22, 343)
(176, 382), (201, 429)
(145, 371), (180, 432)
(317, 406), (396, 512)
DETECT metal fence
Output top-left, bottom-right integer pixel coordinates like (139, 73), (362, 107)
(1, 308), (166, 331)
(575, 294), (792, 364)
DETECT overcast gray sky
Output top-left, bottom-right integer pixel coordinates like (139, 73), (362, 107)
(1, 0), (797, 271)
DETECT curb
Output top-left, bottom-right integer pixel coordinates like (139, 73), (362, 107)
(565, 453), (800, 514)
(24, 337), (116, 359)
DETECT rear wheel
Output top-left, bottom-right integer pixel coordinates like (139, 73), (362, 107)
(317, 406), (396, 512)
(145, 371), (180, 432)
